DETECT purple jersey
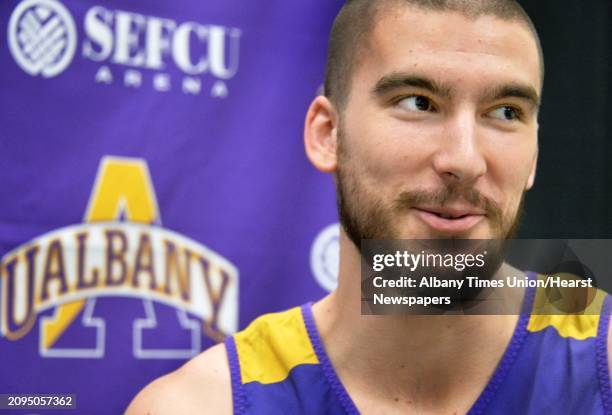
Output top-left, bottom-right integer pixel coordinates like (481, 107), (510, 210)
(225, 275), (612, 414)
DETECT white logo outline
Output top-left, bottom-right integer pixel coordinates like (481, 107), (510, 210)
(8, 0), (77, 78)
(133, 299), (201, 360)
(310, 223), (340, 292)
(39, 298), (106, 358)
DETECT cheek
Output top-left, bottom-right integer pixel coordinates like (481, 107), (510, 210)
(488, 140), (536, 202)
(343, 115), (435, 186)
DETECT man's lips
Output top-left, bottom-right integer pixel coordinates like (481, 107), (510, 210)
(412, 207), (486, 233)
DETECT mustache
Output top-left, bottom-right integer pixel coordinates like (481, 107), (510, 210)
(394, 186), (503, 223)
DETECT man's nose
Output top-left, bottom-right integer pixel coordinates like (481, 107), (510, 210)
(431, 111), (487, 186)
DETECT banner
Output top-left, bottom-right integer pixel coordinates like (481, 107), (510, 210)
(0, 0), (344, 412)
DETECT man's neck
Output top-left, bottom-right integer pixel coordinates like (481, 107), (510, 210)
(311, 232), (523, 414)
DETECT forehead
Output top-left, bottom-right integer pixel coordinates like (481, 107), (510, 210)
(356, 7), (542, 95)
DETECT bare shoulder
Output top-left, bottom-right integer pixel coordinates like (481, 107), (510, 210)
(125, 343), (232, 415)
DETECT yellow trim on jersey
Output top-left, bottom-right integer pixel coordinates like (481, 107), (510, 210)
(527, 274), (607, 340)
(234, 306), (319, 384)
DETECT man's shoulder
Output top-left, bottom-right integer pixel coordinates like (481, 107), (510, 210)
(125, 343), (232, 415)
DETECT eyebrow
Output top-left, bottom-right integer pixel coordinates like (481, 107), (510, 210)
(483, 84), (541, 109)
(372, 74), (452, 98)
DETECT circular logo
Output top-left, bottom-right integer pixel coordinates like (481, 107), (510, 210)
(310, 223), (340, 292)
(8, 0), (77, 78)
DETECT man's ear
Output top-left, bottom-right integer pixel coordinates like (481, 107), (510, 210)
(304, 95), (339, 173)
(525, 146), (538, 190)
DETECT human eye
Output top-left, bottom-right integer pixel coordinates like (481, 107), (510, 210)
(395, 95), (435, 112)
(487, 105), (522, 121)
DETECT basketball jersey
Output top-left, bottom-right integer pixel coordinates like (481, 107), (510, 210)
(225, 274), (612, 414)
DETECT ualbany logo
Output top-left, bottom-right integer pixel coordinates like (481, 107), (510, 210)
(8, 0), (77, 77)
(0, 156), (239, 359)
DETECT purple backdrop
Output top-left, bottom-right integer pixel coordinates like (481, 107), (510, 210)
(0, 0), (344, 412)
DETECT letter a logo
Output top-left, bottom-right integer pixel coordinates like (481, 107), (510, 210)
(41, 156), (160, 357)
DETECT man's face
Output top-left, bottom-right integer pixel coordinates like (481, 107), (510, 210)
(336, 7), (541, 244)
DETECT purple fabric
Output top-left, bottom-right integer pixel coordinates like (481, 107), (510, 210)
(0, 0), (344, 412)
(596, 295), (612, 414)
(225, 336), (246, 415)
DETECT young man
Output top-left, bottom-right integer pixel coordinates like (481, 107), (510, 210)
(128, 1), (612, 413)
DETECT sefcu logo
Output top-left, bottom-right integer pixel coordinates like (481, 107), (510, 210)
(7, 0), (241, 97)
(0, 156), (239, 359)
(7, 0), (77, 77)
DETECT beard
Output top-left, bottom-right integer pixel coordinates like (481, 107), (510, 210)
(335, 130), (525, 247)
(334, 126), (527, 311)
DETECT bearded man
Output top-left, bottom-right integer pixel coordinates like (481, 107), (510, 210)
(128, 1), (612, 413)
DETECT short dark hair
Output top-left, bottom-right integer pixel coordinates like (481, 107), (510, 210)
(324, 0), (544, 110)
